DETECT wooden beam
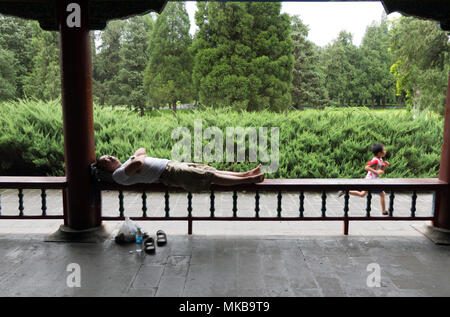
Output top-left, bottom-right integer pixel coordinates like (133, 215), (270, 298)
(0, 176), (67, 189)
(99, 177), (448, 192)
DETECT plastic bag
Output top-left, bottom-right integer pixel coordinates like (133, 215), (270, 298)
(115, 217), (141, 244)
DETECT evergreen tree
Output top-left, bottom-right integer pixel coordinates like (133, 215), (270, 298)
(94, 20), (125, 106)
(192, 2), (253, 110)
(0, 48), (17, 100)
(0, 14), (36, 99)
(320, 31), (361, 105)
(143, 2), (192, 113)
(358, 17), (397, 106)
(91, 30), (100, 105)
(192, 2), (293, 111)
(390, 16), (450, 115)
(290, 15), (328, 109)
(22, 23), (60, 101)
(115, 15), (154, 114)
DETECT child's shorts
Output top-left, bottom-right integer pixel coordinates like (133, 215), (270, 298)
(159, 161), (217, 192)
(370, 190), (385, 195)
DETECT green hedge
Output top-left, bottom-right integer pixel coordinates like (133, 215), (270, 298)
(0, 98), (444, 178)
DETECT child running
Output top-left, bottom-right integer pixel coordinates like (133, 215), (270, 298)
(338, 143), (390, 215)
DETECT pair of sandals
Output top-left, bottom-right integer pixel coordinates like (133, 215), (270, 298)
(144, 230), (167, 254)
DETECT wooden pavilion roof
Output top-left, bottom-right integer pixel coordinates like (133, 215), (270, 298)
(0, 0), (168, 30)
(0, 1), (448, 31)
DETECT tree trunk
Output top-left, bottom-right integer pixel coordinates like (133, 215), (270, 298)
(172, 103), (177, 116)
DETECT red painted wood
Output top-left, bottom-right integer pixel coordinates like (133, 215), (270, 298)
(344, 219), (349, 235)
(58, 0), (101, 230)
(101, 216), (434, 221)
(99, 178), (447, 192)
(436, 71), (450, 229)
(0, 216), (64, 219)
(0, 176), (444, 192)
(0, 177), (67, 189)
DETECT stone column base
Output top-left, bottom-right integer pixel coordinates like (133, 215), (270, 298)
(45, 224), (114, 243)
(412, 224), (450, 245)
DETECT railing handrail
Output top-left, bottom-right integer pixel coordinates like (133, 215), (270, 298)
(0, 176), (441, 235)
(0, 176), (446, 191)
(0, 176), (67, 189)
(99, 177), (448, 192)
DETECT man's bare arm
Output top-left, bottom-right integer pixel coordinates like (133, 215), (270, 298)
(125, 157), (145, 176)
(134, 148), (147, 157)
(365, 165), (383, 176)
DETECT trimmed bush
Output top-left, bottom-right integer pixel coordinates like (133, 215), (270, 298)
(0, 99), (443, 178)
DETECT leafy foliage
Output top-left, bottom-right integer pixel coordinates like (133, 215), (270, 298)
(0, 14), (35, 99)
(358, 16), (397, 105)
(0, 98), (64, 175)
(319, 14), (400, 107)
(389, 16), (450, 115)
(143, 2), (193, 112)
(22, 23), (60, 101)
(1, 8), (447, 117)
(115, 15), (154, 113)
(192, 2), (293, 111)
(290, 15), (328, 109)
(0, 48), (17, 100)
(0, 99), (443, 178)
(93, 20), (125, 106)
(320, 31), (361, 105)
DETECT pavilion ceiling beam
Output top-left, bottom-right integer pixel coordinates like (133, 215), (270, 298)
(0, 1), (448, 31)
(0, 0), (168, 30)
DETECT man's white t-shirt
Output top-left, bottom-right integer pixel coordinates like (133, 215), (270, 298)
(112, 156), (169, 185)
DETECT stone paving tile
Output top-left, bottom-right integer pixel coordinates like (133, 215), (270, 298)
(314, 276), (347, 297)
(125, 288), (157, 297)
(155, 276), (186, 297)
(291, 288), (322, 297)
(132, 265), (164, 289)
(183, 264), (214, 297)
(210, 255), (239, 296)
(231, 288), (267, 297)
(236, 253), (264, 290)
(163, 264), (189, 278)
(165, 255), (191, 267)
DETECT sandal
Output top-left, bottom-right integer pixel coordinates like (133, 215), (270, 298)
(156, 230), (167, 246)
(144, 237), (155, 254)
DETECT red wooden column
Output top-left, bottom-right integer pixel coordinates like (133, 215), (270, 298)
(435, 71), (450, 230)
(58, 0), (101, 230)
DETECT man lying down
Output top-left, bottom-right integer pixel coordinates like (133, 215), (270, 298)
(97, 148), (264, 192)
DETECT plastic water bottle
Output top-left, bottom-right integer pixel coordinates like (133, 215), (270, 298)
(135, 228), (143, 254)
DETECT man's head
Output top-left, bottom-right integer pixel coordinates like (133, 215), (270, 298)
(97, 155), (122, 173)
(371, 143), (386, 157)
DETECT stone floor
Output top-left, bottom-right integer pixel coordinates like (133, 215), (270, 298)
(0, 227), (449, 297)
(0, 190), (449, 297)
